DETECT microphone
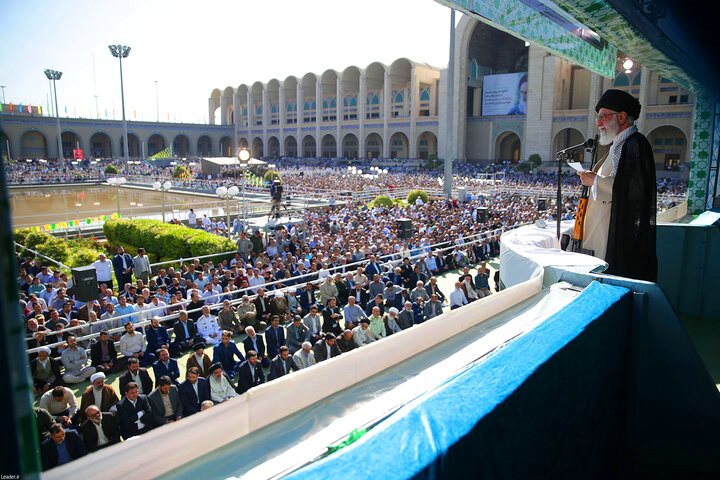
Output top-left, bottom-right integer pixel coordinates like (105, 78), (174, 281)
(558, 138), (595, 155)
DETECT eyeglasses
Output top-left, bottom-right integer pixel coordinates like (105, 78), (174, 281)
(595, 112), (619, 123)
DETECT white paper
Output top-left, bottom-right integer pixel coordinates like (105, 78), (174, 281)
(566, 162), (585, 172)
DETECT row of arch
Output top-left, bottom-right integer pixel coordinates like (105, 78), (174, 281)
(16, 131), (234, 159)
(210, 57), (439, 126)
(239, 131), (438, 160)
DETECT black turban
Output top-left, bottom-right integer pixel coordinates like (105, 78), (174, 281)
(595, 89), (641, 118)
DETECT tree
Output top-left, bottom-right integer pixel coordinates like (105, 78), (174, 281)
(104, 164), (119, 174)
(407, 190), (429, 205)
(263, 169), (281, 183)
(172, 165), (192, 180)
(528, 153), (542, 169)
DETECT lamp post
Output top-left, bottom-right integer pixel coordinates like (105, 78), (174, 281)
(107, 176), (127, 217)
(152, 180), (173, 222)
(216, 185), (240, 238)
(109, 44), (131, 163)
(44, 69), (64, 160)
(238, 147), (251, 224)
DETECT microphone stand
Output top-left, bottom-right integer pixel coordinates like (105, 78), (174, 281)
(556, 150), (566, 241)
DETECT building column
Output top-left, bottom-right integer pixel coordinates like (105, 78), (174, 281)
(636, 65), (651, 133)
(220, 95), (229, 125)
(409, 68), (419, 159)
(262, 86), (269, 157)
(359, 75), (367, 159)
(586, 72), (604, 142)
(336, 77), (343, 158)
(279, 83), (286, 157)
(296, 83), (303, 157)
(208, 98), (216, 125)
(246, 90), (254, 136)
(688, 95), (714, 213)
(383, 69), (391, 158)
(524, 46), (557, 165)
(315, 78), (323, 159)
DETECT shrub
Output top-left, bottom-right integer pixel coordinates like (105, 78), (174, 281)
(407, 190), (429, 205)
(264, 170), (281, 183)
(516, 161), (532, 173)
(372, 195), (393, 208)
(67, 247), (101, 268)
(14, 228), (35, 246)
(24, 231), (53, 250)
(172, 165), (192, 180)
(36, 237), (71, 264)
(105, 165), (119, 174)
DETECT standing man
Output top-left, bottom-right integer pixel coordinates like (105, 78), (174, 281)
(112, 246), (134, 290)
(188, 208), (198, 229)
(133, 248), (152, 284)
(579, 89), (657, 281)
(92, 254), (114, 290)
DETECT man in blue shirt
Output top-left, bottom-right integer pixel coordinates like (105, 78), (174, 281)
(41, 423), (87, 471)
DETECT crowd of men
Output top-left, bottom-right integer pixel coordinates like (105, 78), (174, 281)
(20, 191), (514, 470)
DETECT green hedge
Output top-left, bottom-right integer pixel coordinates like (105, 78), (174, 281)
(407, 190), (429, 205)
(15, 228), (104, 269)
(104, 219), (236, 263)
(372, 195), (393, 208)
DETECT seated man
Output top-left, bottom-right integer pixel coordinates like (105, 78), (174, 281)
(243, 326), (270, 368)
(207, 363), (238, 404)
(186, 342), (213, 378)
(80, 404), (121, 453)
(77, 372), (120, 425)
(147, 375), (183, 426)
(236, 350), (265, 394)
(313, 333), (342, 363)
(212, 330), (245, 378)
(285, 315), (309, 355)
(115, 381), (154, 439)
(145, 316), (171, 356)
(264, 315), (286, 360)
(172, 310), (199, 355)
(352, 318), (377, 347)
(119, 322), (156, 368)
(302, 304), (323, 345)
(236, 294), (262, 330)
(152, 347), (181, 386)
(90, 330), (125, 374)
(60, 334), (96, 384)
(292, 341), (316, 369)
(41, 423), (87, 471)
(179, 367), (211, 417)
(397, 301), (416, 330)
(321, 297), (343, 337)
(31, 346), (63, 396)
(38, 386), (78, 429)
(119, 357), (154, 396)
(267, 345), (300, 381)
(336, 329), (357, 353)
(196, 305), (222, 345)
(217, 300), (243, 335)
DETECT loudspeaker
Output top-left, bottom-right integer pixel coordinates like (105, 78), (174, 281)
(70, 266), (98, 302)
(397, 218), (413, 239)
(477, 207), (488, 223)
(537, 199), (547, 211)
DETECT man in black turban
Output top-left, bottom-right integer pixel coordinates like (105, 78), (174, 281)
(577, 89), (657, 281)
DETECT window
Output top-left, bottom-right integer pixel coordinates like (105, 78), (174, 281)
(669, 95), (677, 104)
(680, 95), (689, 103)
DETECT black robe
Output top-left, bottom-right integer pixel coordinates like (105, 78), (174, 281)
(605, 131), (657, 282)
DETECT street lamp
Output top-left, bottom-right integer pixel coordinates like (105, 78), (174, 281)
(237, 147), (251, 224)
(152, 180), (173, 222)
(109, 44), (131, 163)
(44, 69), (64, 160)
(216, 185), (240, 238)
(107, 176), (127, 216)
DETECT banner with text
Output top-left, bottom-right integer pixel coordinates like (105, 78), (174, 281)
(482, 72), (528, 116)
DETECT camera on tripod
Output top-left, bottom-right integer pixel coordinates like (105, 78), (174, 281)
(270, 180), (283, 201)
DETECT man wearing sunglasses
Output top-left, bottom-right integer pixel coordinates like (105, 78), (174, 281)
(578, 89), (657, 282)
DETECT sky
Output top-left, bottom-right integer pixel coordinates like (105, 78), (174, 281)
(1, 0), (454, 124)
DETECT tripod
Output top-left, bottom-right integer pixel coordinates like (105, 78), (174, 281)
(268, 197), (290, 220)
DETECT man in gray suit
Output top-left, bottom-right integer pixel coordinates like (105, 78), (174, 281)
(147, 376), (183, 426)
(424, 294), (444, 320)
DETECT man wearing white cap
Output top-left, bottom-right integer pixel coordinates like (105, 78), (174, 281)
(384, 307), (402, 335)
(31, 346), (63, 396)
(77, 372), (120, 424)
(269, 289), (292, 323)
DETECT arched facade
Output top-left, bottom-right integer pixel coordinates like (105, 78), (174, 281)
(90, 132), (112, 158)
(219, 136), (233, 157)
(61, 131), (82, 158)
(173, 134), (190, 156)
(647, 125), (689, 173)
(552, 128), (586, 164)
(342, 133), (359, 159)
(389, 132), (409, 158)
(417, 131), (437, 160)
(267, 136), (280, 158)
(495, 131), (521, 163)
(147, 134), (166, 156)
(284, 135), (297, 157)
(21, 131), (48, 158)
(252, 137), (264, 158)
(321, 134), (336, 158)
(365, 132), (382, 159)
(302, 135), (316, 158)
(119, 133), (140, 158)
(198, 135), (213, 156)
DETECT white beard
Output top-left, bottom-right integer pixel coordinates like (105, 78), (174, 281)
(599, 119), (620, 146)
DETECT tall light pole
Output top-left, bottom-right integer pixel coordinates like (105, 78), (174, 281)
(154, 80), (159, 122)
(109, 44), (131, 162)
(216, 185), (239, 238)
(153, 180), (172, 222)
(0, 85), (5, 104)
(44, 69), (64, 160)
(238, 147), (251, 224)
